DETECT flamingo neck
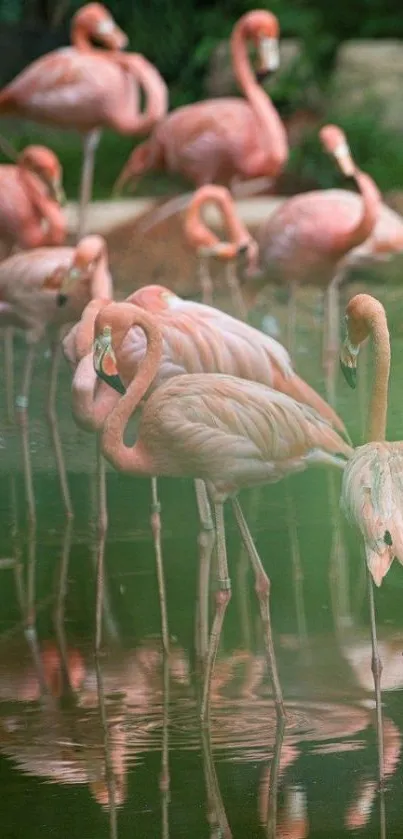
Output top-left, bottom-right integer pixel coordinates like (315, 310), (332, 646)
(18, 168), (49, 218)
(72, 355), (117, 431)
(90, 253), (113, 299)
(368, 310), (390, 442)
(102, 309), (162, 472)
(231, 26), (287, 169)
(75, 298), (110, 360)
(334, 170), (381, 256)
(112, 54), (168, 134)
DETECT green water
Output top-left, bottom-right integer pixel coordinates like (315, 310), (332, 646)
(1, 285), (403, 838)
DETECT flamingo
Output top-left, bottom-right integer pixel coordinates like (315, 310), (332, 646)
(0, 235), (112, 524)
(114, 10), (288, 223)
(0, 2), (168, 238)
(339, 292), (403, 790)
(92, 303), (352, 722)
(229, 124), (380, 405)
(184, 184), (258, 318)
(0, 144), (67, 423)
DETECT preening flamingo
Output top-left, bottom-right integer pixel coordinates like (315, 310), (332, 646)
(115, 10), (288, 222)
(0, 144), (67, 422)
(339, 292), (403, 789)
(0, 2), (168, 238)
(184, 184), (258, 318)
(0, 235), (112, 524)
(239, 124), (381, 403)
(93, 303), (352, 721)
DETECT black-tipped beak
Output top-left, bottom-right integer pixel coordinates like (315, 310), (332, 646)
(57, 293), (68, 307)
(256, 69), (271, 83)
(97, 369), (126, 395)
(340, 359), (357, 389)
(237, 243), (248, 255)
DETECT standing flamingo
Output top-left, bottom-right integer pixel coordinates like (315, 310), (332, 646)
(184, 184), (258, 318)
(339, 292), (403, 789)
(0, 144), (67, 422)
(237, 125), (381, 404)
(92, 303), (352, 721)
(0, 235), (112, 524)
(0, 3), (168, 238)
(114, 10), (287, 217)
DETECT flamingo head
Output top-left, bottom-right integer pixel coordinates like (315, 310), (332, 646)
(20, 145), (65, 205)
(56, 235), (106, 305)
(72, 3), (128, 51)
(340, 293), (383, 388)
(238, 10), (280, 80)
(237, 236), (260, 276)
(93, 322), (126, 395)
(319, 124), (355, 177)
(129, 284), (180, 312)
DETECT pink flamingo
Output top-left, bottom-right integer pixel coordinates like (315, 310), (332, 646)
(0, 235), (112, 524)
(0, 144), (67, 422)
(114, 10), (288, 222)
(339, 292), (403, 790)
(92, 302), (352, 721)
(0, 2), (168, 238)
(184, 184), (258, 318)
(238, 124), (381, 404)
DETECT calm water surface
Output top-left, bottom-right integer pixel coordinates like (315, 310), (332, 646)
(1, 286), (403, 838)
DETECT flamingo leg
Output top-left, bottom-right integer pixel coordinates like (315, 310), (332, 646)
(77, 129), (101, 242)
(4, 327), (14, 423)
(225, 262), (248, 320)
(46, 340), (73, 518)
(160, 636), (171, 839)
(150, 477), (170, 657)
(284, 485), (309, 656)
(231, 496), (286, 720)
(201, 723), (232, 839)
(265, 716), (286, 839)
(200, 500), (231, 724)
(323, 269), (345, 407)
(198, 256), (214, 306)
(53, 520), (76, 699)
(16, 344), (36, 527)
(194, 479), (216, 672)
(366, 559), (385, 790)
(94, 654), (118, 838)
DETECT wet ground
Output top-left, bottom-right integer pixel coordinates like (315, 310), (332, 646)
(1, 280), (403, 838)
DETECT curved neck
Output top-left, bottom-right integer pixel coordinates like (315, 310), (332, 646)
(367, 310), (390, 441)
(71, 22), (95, 52)
(186, 188), (250, 255)
(230, 25), (287, 161)
(17, 168), (50, 218)
(90, 253), (113, 299)
(112, 53), (168, 133)
(334, 170), (381, 255)
(102, 308), (162, 472)
(72, 355), (118, 431)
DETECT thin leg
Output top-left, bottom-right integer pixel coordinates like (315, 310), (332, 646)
(97, 434), (108, 538)
(327, 470), (352, 637)
(24, 525), (51, 698)
(194, 479), (216, 672)
(286, 283), (297, 360)
(16, 345), (36, 527)
(201, 723), (232, 838)
(323, 271), (344, 407)
(160, 641), (171, 839)
(150, 477), (170, 657)
(4, 327), (14, 424)
(94, 437), (119, 650)
(94, 654), (118, 839)
(77, 129), (101, 242)
(46, 340), (73, 518)
(265, 716), (286, 839)
(284, 485), (309, 657)
(366, 560), (385, 790)
(200, 500), (231, 724)
(53, 520), (76, 699)
(225, 262), (247, 321)
(231, 497), (286, 719)
(198, 256), (214, 306)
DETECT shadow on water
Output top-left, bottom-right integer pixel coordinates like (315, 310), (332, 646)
(1, 286), (403, 837)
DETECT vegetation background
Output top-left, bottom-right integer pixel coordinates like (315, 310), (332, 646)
(1, 0), (403, 197)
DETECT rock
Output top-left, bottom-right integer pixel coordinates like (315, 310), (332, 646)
(205, 38), (303, 99)
(331, 40), (403, 130)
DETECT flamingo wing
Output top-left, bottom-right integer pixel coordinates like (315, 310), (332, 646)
(341, 442), (403, 585)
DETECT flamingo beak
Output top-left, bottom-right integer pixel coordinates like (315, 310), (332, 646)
(256, 36), (280, 80)
(93, 328), (126, 395)
(340, 338), (359, 389)
(51, 179), (66, 206)
(333, 141), (355, 177)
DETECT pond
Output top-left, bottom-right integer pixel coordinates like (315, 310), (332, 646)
(0, 283), (402, 838)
